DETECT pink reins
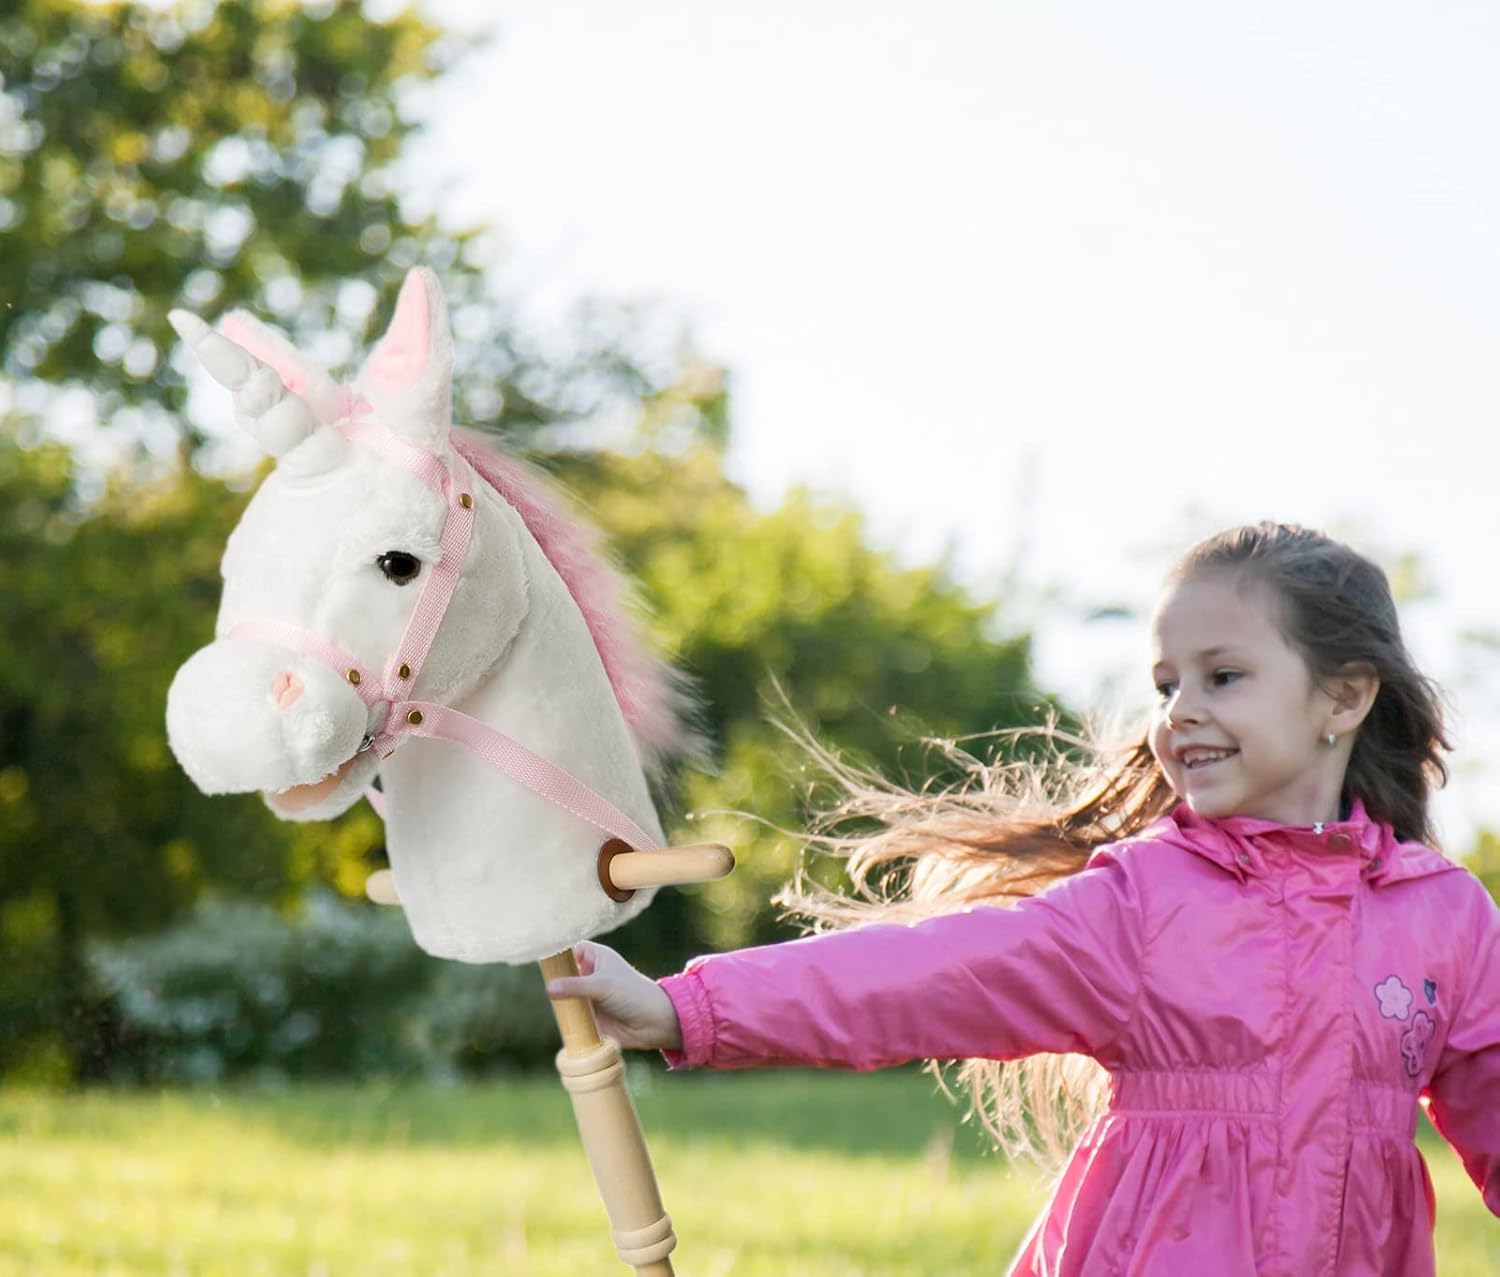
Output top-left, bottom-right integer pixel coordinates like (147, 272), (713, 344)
(227, 408), (658, 853)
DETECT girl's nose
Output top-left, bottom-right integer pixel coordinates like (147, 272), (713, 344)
(270, 670), (304, 709)
(1165, 691), (1202, 728)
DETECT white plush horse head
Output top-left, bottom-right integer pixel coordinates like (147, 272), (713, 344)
(166, 268), (694, 964)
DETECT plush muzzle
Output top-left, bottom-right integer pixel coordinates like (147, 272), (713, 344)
(166, 638), (373, 797)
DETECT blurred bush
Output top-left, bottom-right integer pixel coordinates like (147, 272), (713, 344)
(87, 890), (563, 1082)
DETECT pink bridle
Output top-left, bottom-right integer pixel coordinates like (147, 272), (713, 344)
(228, 407), (658, 853)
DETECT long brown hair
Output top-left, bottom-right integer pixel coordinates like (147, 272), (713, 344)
(778, 522), (1449, 1166)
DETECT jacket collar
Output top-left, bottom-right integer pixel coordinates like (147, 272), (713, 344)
(1130, 798), (1460, 888)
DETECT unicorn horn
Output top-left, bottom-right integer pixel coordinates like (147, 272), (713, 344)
(169, 309), (317, 457)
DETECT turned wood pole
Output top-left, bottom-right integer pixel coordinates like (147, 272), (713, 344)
(538, 948), (677, 1276)
(369, 841), (734, 1273)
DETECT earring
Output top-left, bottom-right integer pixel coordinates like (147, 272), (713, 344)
(1324, 732), (1337, 748)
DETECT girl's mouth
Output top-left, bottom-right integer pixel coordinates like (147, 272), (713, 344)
(1181, 748), (1238, 772)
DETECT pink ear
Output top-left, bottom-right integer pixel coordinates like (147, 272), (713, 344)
(365, 271), (431, 395)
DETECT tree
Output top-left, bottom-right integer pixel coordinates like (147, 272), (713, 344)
(0, 0), (664, 461)
(0, 436), (303, 1077)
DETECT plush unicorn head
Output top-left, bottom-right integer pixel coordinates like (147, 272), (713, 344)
(166, 268), (695, 964)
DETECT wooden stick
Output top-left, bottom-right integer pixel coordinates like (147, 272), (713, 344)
(365, 868), (400, 905)
(539, 949), (677, 1276)
(367, 842), (734, 907)
(608, 843), (734, 891)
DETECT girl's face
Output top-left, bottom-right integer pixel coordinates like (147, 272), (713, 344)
(1147, 573), (1349, 827)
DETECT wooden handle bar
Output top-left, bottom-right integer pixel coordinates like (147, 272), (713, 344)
(608, 843), (735, 890)
(366, 842), (733, 906)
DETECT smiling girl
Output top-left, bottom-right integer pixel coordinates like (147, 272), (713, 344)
(549, 522), (1500, 1276)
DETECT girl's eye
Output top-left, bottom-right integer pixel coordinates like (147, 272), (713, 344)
(1211, 669), (1242, 687)
(377, 551), (421, 585)
(1154, 680), (1176, 700)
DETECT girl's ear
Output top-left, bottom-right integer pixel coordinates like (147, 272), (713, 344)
(1326, 663), (1380, 737)
(353, 267), (453, 451)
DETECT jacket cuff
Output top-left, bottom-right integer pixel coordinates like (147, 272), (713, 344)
(658, 968), (714, 1070)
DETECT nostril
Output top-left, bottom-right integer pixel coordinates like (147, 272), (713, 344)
(270, 671), (304, 709)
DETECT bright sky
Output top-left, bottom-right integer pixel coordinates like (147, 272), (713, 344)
(402, 1), (1500, 846)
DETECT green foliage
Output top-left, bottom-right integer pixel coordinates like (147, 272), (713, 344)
(86, 889), (561, 1081)
(88, 891), (421, 1082)
(1461, 830), (1500, 905)
(0, 0), (674, 456)
(0, 434), (306, 1079)
(417, 959), (562, 1077)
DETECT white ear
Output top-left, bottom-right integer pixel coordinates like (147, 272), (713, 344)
(169, 310), (317, 458)
(353, 267), (454, 451)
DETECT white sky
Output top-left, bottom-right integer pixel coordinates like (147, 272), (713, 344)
(402, 1), (1500, 847)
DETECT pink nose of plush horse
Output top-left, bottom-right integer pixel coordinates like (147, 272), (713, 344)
(270, 671), (304, 709)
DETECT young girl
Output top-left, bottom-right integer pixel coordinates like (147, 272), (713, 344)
(547, 522), (1500, 1276)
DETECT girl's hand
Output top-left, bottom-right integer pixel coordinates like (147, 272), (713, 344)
(545, 940), (684, 1053)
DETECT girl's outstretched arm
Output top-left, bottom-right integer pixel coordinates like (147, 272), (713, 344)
(545, 939), (684, 1052)
(1425, 879), (1500, 1214)
(655, 845), (1147, 1072)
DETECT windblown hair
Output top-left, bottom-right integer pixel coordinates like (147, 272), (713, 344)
(778, 522), (1450, 1169)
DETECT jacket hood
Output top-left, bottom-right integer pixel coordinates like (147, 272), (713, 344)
(1126, 798), (1462, 888)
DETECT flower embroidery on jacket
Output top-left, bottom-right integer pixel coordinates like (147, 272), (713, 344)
(1423, 978), (1437, 1006)
(1374, 975), (1412, 1021)
(1400, 1010), (1436, 1078)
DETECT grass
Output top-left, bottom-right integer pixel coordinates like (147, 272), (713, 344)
(0, 1069), (1494, 1275)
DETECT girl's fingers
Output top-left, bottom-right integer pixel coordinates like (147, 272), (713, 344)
(546, 941), (630, 1004)
(545, 943), (599, 994)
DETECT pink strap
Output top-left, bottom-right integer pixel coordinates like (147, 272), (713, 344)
(338, 415), (451, 495)
(380, 454), (475, 699)
(393, 701), (657, 850)
(337, 415), (478, 711)
(226, 620), (384, 707)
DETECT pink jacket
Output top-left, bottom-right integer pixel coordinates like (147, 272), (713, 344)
(659, 802), (1500, 1276)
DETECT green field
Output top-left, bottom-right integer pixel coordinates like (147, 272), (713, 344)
(1, 1070), (1493, 1276)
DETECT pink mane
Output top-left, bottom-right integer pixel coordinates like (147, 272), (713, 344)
(451, 429), (697, 779)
